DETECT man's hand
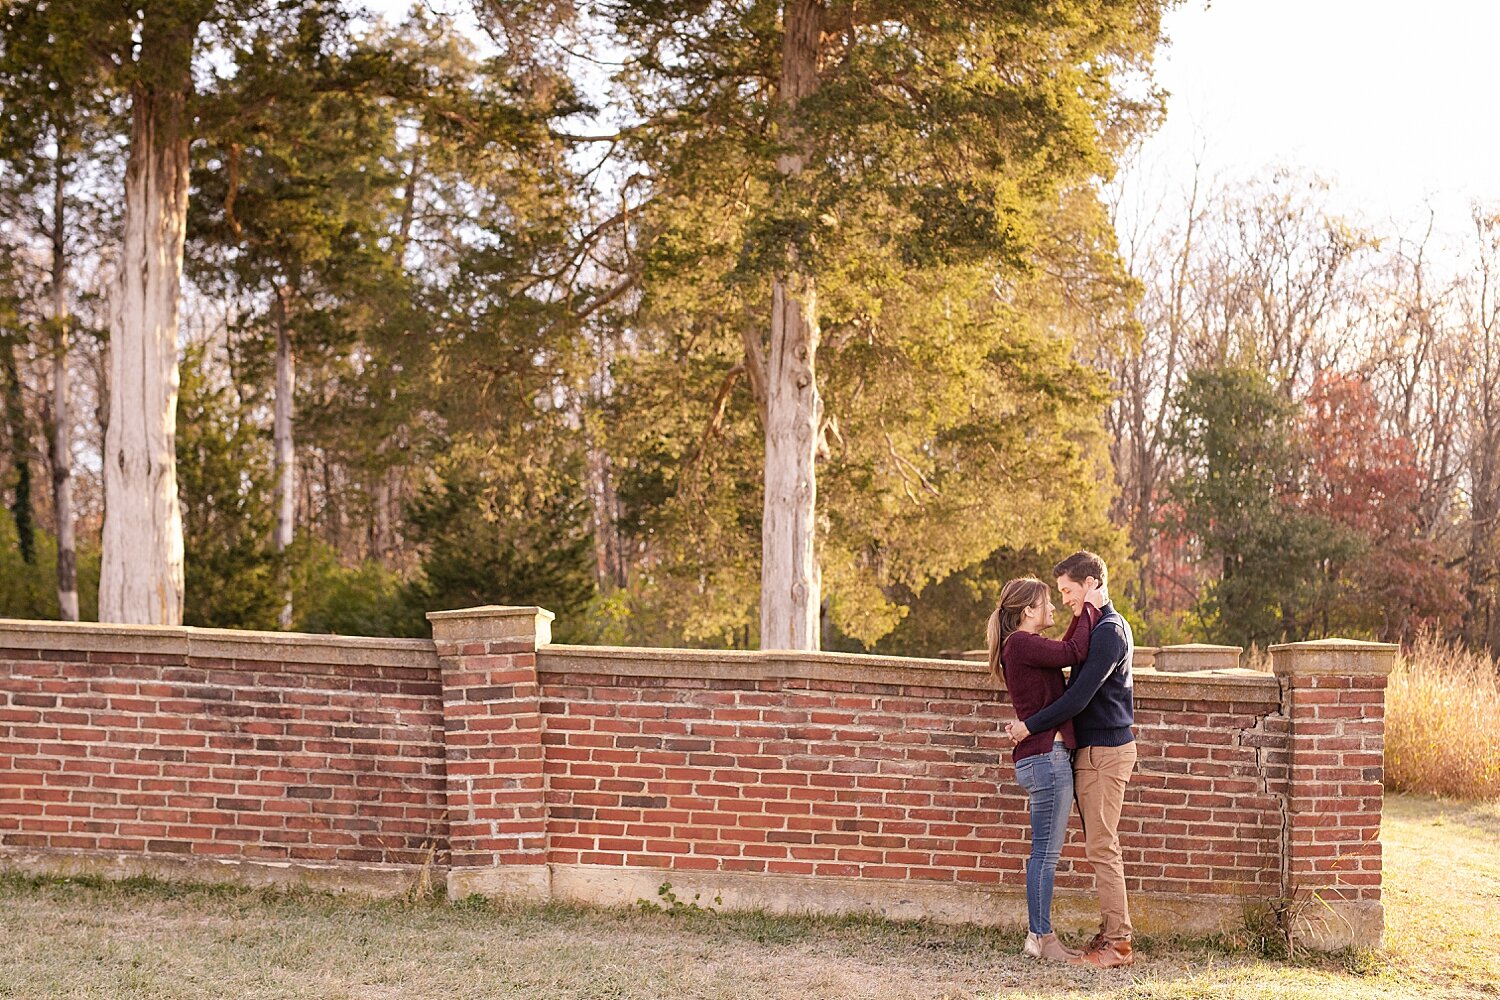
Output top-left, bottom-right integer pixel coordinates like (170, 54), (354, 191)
(1005, 719), (1031, 743)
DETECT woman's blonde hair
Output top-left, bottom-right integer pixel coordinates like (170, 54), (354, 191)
(986, 577), (1050, 678)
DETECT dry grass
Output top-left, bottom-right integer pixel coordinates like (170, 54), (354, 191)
(1379, 793), (1500, 995)
(1385, 633), (1500, 800)
(1, 792), (1497, 1000)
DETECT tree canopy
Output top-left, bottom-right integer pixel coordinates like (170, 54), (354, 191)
(0, 2), (1494, 658)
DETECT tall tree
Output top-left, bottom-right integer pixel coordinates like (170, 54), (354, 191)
(1363, 226), (1465, 540)
(4, 1), (341, 624)
(47, 151), (79, 620)
(175, 342), (281, 629)
(1167, 365), (1353, 645)
(99, 2), (208, 624)
(596, 0), (1168, 649)
(224, 10), (597, 631)
(1102, 169), (1374, 619)
(0, 336), (33, 568)
(0, 1), (118, 619)
(1102, 162), (1202, 617)
(1299, 370), (1462, 641)
(189, 3), (405, 625)
(759, 0), (824, 650)
(1458, 209), (1500, 652)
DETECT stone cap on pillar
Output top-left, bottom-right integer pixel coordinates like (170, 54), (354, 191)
(425, 605), (555, 647)
(1269, 638), (1397, 678)
(1153, 643), (1243, 673)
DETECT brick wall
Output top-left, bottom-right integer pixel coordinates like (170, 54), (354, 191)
(533, 645), (1289, 933)
(1274, 640), (1392, 948)
(429, 606), (553, 900)
(0, 610), (1394, 948)
(0, 622), (446, 890)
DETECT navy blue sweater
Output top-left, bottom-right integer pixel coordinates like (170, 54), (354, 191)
(1021, 602), (1135, 747)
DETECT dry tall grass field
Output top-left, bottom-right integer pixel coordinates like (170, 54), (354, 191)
(1, 793), (1496, 1000)
(1385, 634), (1500, 800)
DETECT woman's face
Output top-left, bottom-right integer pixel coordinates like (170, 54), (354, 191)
(1027, 594), (1056, 630)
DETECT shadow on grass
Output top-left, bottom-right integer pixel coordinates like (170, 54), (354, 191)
(1, 865), (1383, 980)
(1384, 791), (1500, 842)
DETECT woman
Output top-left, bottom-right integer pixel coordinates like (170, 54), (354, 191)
(986, 577), (1102, 962)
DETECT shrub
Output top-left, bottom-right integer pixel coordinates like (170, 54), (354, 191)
(1384, 632), (1500, 800)
(0, 512), (101, 621)
(288, 539), (426, 638)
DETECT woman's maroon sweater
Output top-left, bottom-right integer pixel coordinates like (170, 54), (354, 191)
(1001, 604), (1100, 762)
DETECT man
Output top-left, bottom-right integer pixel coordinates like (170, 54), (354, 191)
(1005, 550), (1137, 968)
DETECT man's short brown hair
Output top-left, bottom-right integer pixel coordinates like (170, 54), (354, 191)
(1053, 550), (1107, 588)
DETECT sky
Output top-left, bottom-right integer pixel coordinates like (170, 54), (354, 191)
(1136, 0), (1500, 237)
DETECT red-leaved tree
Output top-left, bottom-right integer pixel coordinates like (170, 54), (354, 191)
(1300, 371), (1464, 641)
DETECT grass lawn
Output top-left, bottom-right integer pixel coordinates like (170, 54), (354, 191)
(1, 792), (1496, 1000)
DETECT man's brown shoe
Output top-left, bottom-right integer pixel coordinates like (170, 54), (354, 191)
(1070, 939), (1133, 969)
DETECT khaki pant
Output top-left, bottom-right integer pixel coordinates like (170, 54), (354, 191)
(1074, 742), (1137, 943)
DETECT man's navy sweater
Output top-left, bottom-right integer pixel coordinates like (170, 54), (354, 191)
(1021, 602), (1135, 747)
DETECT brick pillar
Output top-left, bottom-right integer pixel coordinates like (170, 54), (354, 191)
(1153, 642), (1243, 672)
(1271, 638), (1396, 950)
(428, 605), (554, 901)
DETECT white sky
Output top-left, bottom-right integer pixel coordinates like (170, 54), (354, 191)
(1138, 0), (1500, 236)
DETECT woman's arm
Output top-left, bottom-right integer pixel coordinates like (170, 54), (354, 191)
(1004, 604), (1098, 670)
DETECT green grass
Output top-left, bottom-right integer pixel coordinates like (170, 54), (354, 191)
(1, 792), (1496, 999)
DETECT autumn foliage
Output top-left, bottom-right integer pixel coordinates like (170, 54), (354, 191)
(1165, 366), (1464, 646)
(1297, 371), (1464, 641)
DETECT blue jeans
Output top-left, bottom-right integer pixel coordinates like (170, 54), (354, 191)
(1014, 744), (1074, 935)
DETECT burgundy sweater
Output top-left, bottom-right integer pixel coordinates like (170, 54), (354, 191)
(1000, 604), (1101, 761)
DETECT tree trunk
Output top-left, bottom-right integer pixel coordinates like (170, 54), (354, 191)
(759, 0), (824, 650)
(2, 345), (33, 566)
(272, 285), (295, 628)
(584, 420), (626, 591)
(51, 150), (79, 621)
(1467, 385), (1500, 654)
(599, 450), (625, 589)
(398, 144), (422, 257)
(322, 453), (341, 552)
(99, 16), (197, 626)
(372, 471), (392, 562)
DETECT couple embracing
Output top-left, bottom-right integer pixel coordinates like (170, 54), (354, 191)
(986, 551), (1136, 969)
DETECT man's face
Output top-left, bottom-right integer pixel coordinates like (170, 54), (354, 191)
(1057, 575), (1089, 615)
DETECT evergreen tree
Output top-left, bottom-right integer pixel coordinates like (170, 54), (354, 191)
(0, 1), (118, 621)
(1166, 365), (1348, 645)
(175, 343), (282, 629)
(404, 452), (596, 639)
(0, 0), (366, 625)
(361, 15), (599, 630)
(591, 1), (1163, 647)
(189, 3), (408, 625)
(0, 259), (34, 569)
